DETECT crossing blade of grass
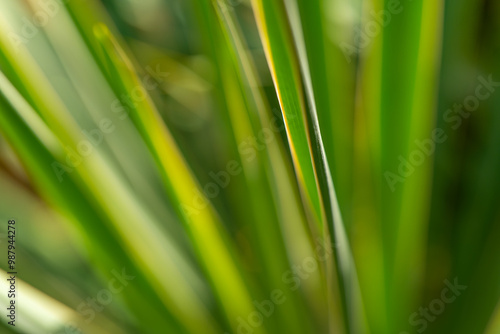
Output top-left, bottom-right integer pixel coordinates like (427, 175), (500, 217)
(250, 0), (365, 332)
(200, 3), (311, 333)
(192, 6), (294, 333)
(214, 52), (312, 334)
(250, 0), (325, 234)
(93, 24), (263, 334)
(282, 0), (368, 332)
(209, 1), (330, 332)
(211, 3), (320, 285)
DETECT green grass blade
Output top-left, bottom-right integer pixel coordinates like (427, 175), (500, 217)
(280, 0), (367, 332)
(250, 0), (325, 232)
(250, 0), (366, 332)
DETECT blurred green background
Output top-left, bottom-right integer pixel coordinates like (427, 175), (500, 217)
(0, 0), (499, 333)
